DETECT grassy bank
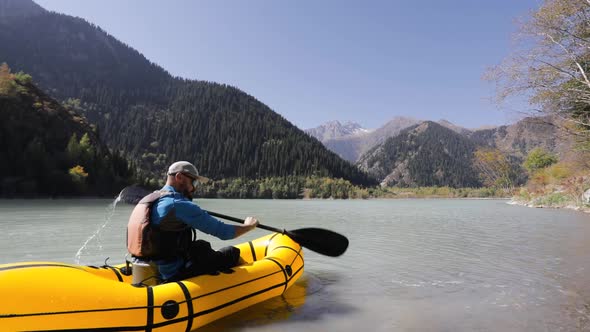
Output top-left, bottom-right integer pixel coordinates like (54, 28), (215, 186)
(510, 160), (590, 212)
(369, 186), (509, 199)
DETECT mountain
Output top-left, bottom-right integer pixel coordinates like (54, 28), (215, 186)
(357, 121), (481, 187)
(468, 116), (572, 160)
(0, 0), (173, 104)
(309, 117), (476, 163)
(305, 120), (370, 142)
(437, 119), (472, 136)
(0, 66), (133, 196)
(0, 0), (375, 186)
(355, 116), (573, 188)
(315, 116), (422, 162)
(0, 0), (44, 18)
(312, 114), (562, 165)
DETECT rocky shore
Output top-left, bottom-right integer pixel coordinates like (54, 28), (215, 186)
(509, 188), (590, 214)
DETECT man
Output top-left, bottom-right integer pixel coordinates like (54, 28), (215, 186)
(127, 161), (258, 282)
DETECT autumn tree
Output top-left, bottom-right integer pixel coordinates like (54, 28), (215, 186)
(473, 148), (518, 190)
(13, 71), (32, 85)
(487, 0), (590, 139)
(69, 165), (88, 191)
(0, 62), (15, 95)
(523, 147), (558, 174)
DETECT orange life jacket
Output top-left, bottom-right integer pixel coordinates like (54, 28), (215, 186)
(127, 190), (192, 259)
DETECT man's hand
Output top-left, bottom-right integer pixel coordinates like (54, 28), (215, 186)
(244, 216), (259, 230)
(234, 216), (259, 238)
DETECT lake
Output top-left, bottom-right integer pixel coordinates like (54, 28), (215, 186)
(1, 198), (589, 331)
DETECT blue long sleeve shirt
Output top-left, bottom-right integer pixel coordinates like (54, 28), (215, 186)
(150, 185), (236, 279)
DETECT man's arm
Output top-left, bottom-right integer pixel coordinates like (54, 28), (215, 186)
(174, 200), (258, 239)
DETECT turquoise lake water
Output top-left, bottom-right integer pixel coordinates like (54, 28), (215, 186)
(1, 198), (589, 331)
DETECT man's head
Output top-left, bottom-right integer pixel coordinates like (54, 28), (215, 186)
(166, 161), (209, 199)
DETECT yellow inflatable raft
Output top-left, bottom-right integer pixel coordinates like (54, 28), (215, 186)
(0, 233), (304, 331)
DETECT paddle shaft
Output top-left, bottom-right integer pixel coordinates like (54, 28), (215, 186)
(206, 210), (284, 234)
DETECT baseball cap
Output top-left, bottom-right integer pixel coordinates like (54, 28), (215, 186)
(167, 161), (209, 183)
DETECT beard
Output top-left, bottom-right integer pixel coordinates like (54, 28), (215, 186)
(183, 189), (194, 200)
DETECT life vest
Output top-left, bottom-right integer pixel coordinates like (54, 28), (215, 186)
(127, 190), (193, 260)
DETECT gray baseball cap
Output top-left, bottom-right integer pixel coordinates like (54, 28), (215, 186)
(167, 161), (209, 183)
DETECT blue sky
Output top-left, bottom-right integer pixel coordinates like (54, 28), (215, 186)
(35, 0), (541, 130)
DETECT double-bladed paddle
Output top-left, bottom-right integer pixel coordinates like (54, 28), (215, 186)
(118, 186), (349, 257)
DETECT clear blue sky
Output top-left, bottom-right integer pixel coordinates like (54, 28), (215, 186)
(35, 0), (541, 130)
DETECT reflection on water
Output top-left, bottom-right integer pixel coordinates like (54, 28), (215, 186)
(199, 271), (360, 332)
(1, 198), (589, 331)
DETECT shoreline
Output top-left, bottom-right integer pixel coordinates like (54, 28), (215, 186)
(507, 198), (590, 214)
(0, 195), (512, 201)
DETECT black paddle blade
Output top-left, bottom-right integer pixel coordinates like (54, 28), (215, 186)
(286, 228), (349, 257)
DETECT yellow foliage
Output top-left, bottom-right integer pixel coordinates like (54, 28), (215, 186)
(473, 148), (514, 189)
(546, 162), (573, 180)
(530, 169), (550, 187)
(530, 162), (574, 187)
(0, 62), (16, 95)
(69, 165), (89, 184)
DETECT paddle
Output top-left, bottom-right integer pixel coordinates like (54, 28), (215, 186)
(205, 210), (348, 257)
(117, 186), (349, 257)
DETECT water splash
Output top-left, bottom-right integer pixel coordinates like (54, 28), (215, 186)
(74, 193), (122, 264)
(118, 185), (151, 204)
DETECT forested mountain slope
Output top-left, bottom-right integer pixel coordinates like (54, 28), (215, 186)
(357, 122), (480, 187)
(0, 66), (133, 196)
(319, 116), (422, 162)
(468, 116), (572, 159)
(0, 0), (375, 186)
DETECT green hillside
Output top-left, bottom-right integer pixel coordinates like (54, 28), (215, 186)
(0, 0), (375, 186)
(358, 122), (481, 187)
(0, 64), (134, 196)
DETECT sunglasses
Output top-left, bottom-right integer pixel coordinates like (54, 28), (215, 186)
(181, 173), (199, 188)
